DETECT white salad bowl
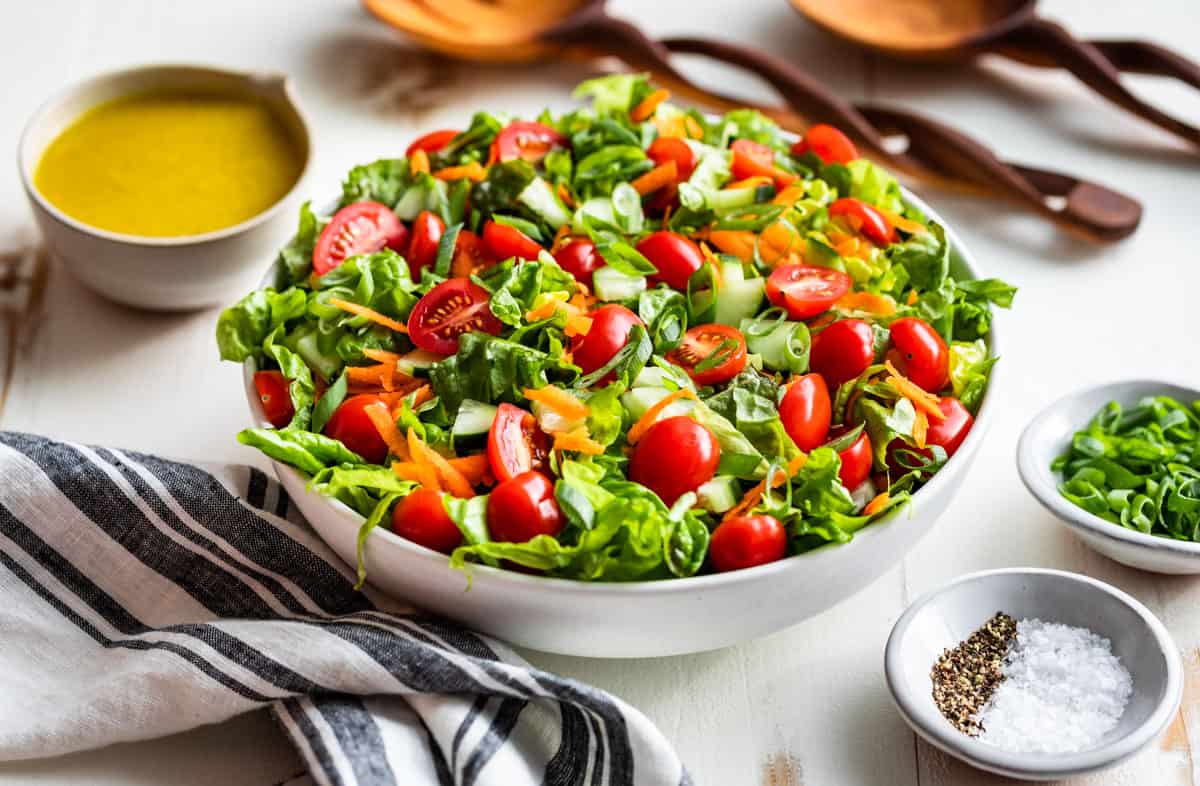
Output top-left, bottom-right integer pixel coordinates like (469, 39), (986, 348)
(243, 188), (1001, 657)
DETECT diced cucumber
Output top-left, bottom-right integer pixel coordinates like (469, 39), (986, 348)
(632, 364), (694, 391)
(572, 197), (616, 234)
(393, 184), (426, 221)
(396, 349), (442, 378)
(696, 476), (741, 513)
(289, 330), (341, 382)
(713, 277), (764, 326)
(518, 177), (570, 229)
(610, 182), (645, 234)
(451, 399), (498, 448)
(593, 265), (647, 302)
(620, 387), (697, 421)
(708, 184), (775, 214)
(720, 259), (746, 285)
(740, 316), (810, 373)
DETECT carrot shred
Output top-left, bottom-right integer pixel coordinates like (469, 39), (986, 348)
(835, 291), (897, 316)
(807, 312), (836, 332)
(630, 88), (670, 122)
(723, 453), (808, 521)
(523, 385), (588, 422)
(707, 230), (757, 262)
(564, 315), (593, 338)
(409, 149), (430, 175)
(772, 185), (806, 206)
(628, 389), (698, 445)
(907, 290), (919, 306)
(760, 221), (800, 263)
(913, 408), (929, 449)
(724, 175), (773, 191)
(362, 348), (401, 364)
(329, 298), (408, 333)
(654, 113), (687, 139)
(407, 428), (472, 497)
(864, 492), (891, 516)
(433, 162), (487, 182)
(700, 243), (724, 290)
(684, 116), (704, 140)
(551, 427), (606, 456)
(364, 402), (409, 461)
(551, 224), (572, 251)
(392, 461), (439, 491)
(557, 183), (576, 209)
(874, 206), (928, 236)
(631, 160), (677, 195)
(884, 360), (946, 421)
(447, 453), (493, 487)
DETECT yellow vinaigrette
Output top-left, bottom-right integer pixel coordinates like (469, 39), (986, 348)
(35, 91), (304, 237)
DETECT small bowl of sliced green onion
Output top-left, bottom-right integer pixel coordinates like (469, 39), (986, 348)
(1018, 380), (1200, 574)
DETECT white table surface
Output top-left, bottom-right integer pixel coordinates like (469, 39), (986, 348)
(1, 1), (1198, 784)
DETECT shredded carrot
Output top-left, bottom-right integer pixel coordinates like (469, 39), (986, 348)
(907, 290), (919, 306)
(684, 116), (705, 140)
(407, 429), (472, 498)
(362, 348), (401, 364)
(884, 360), (946, 421)
(700, 243), (724, 290)
(447, 453), (492, 487)
(913, 409), (929, 449)
(557, 183), (576, 209)
(329, 298), (408, 333)
(628, 389), (698, 445)
(723, 454), (808, 521)
(523, 385), (588, 422)
(409, 149), (430, 175)
(524, 292), (569, 322)
(631, 160), (677, 195)
(654, 113), (687, 139)
(807, 312), (837, 332)
(568, 289), (597, 312)
(407, 385), (433, 409)
(551, 224), (572, 251)
(773, 170), (798, 189)
(346, 364), (394, 389)
(772, 185), (806, 206)
(761, 221), (800, 263)
(724, 175), (773, 191)
(564, 314), (592, 338)
(392, 461), (439, 491)
(864, 493), (891, 517)
(364, 402), (409, 461)
(707, 230), (756, 262)
(874, 206), (928, 236)
(835, 291), (896, 316)
(433, 161), (487, 182)
(630, 88), (670, 122)
(551, 427), (606, 455)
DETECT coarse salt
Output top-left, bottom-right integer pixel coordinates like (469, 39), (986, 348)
(977, 618), (1132, 754)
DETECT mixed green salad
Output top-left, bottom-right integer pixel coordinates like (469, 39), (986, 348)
(1055, 395), (1200, 541)
(217, 74), (1014, 583)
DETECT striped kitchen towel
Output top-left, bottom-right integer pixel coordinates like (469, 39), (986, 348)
(0, 432), (689, 786)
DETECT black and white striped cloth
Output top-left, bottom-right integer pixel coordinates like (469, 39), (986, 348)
(0, 433), (690, 786)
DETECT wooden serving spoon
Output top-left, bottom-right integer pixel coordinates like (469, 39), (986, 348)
(789, 0), (1200, 150)
(362, 0), (1142, 241)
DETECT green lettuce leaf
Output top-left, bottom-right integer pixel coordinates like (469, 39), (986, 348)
(429, 331), (580, 413)
(215, 287), (307, 362)
(572, 73), (655, 116)
(948, 340), (997, 413)
(341, 159), (413, 208)
(237, 427), (365, 475)
(276, 202), (324, 286)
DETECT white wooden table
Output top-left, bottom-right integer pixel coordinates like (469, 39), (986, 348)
(1, 1), (1197, 783)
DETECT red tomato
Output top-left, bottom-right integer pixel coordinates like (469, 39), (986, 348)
(636, 231), (704, 291)
(553, 239), (605, 287)
(888, 317), (950, 393)
(644, 182), (679, 215)
(629, 416), (720, 505)
(407, 278), (502, 355)
(569, 304), (644, 377)
(482, 220), (543, 261)
(392, 488), (462, 554)
(926, 397), (974, 457)
(487, 471), (563, 543)
(449, 229), (493, 277)
(828, 198), (897, 245)
(730, 138), (778, 181)
(667, 324), (748, 386)
(323, 394), (389, 464)
(487, 403), (550, 483)
(833, 429), (872, 490)
(710, 515), (787, 572)
(779, 373), (832, 451)
(647, 137), (696, 180)
(765, 264), (852, 320)
(491, 121), (567, 163)
(253, 370), (294, 429)
(405, 129), (458, 157)
(810, 318), (876, 388)
(790, 124), (858, 164)
(312, 202), (408, 276)
(406, 210), (446, 279)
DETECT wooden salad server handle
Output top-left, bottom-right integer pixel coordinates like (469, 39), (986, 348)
(1085, 40), (1200, 91)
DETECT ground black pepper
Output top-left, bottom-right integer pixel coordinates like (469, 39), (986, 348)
(931, 612), (1017, 736)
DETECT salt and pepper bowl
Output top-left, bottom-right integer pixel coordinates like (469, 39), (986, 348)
(1018, 380), (1200, 574)
(885, 568), (1182, 781)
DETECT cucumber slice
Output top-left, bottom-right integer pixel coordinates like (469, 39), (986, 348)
(572, 197), (616, 234)
(593, 265), (647, 302)
(518, 177), (570, 229)
(395, 349), (443, 378)
(696, 476), (741, 513)
(713, 277), (764, 327)
(451, 399), (498, 448)
(632, 364), (694, 391)
(620, 387), (697, 421)
(740, 316), (810, 373)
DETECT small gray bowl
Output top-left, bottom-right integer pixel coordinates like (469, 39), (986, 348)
(1017, 379), (1200, 574)
(885, 569), (1182, 781)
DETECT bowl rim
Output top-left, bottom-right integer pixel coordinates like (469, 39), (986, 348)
(17, 62), (312, 249)
(1017, 379), (1200, 560)
(242, 180), (1003, 594)
(884, 567), (1183, 778)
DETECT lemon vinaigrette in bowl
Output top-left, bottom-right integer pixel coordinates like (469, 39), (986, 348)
(34, 89), (304, 237)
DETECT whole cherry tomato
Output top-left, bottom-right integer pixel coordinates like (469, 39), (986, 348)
(828, 198), (897, 245)
(667, 324), (748, 386)
(779, 373), (832, 451)
(569, 304), (644, 377)
(392, 488), (462, 554)
(407, 278), (503, 355)
(790, 124), (858, 164)
(926, 397), (974, 457)
(405, 129), (459, 157)
(487, 471), (563, 543)
(765, 264), (852, 320)
(482, 220), (543, 261)
(888, 317), (950, 393)
(323, 394), (390, 464)
(491, 121), (567, 163)
(629, 416), (720, 505)
(646, 136), (697, 180)
(253, 370), (294, 429)
(487, 403), (550, 483)
(832, 428), (872, 490)
(810, 319), (876, 388)
(554, 239), (605, 287)
(313, 202), (408, 276)
(406, 210), (445, 278)
(710, 515), (787, 572)
(636, 231), (704, 291)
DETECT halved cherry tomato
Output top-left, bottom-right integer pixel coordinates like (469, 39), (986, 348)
(730, 138), (780, 182)
(312, 202), (408, 276)
(810, 318), (876, 388)
(888, 317), (950, 393)
(569, 304), (644, 377)
(407, 278), (502, 355)
(790, 124), (858, 164)
(667, 324), (748, 386)
(405, 129), (459, 158)
(487, 471), (563, 543)
(406, 210), (446, 278)
(487, 403), (550, 483)
(710, 515), (787, 572)
(253, 370), (294, 429)
(629, 416), (720, 505)
(323, 394), (390, 464)
(482, 220), (543, 261)
(828, 198), (897, 245)
(636, 231), (704, 291)
(926, 397), (974, 457)
(450, 229), (493, 278)
(491, 121), (567, 163)
(554, 239), (605, 287)
(779, 373), (832, 451)
(765, 264), (852, 320)
(831, 428), (872, 490)
(647, 136), (697, 180)
(392, 488), (462, 554)
(644, 182), (679, 216)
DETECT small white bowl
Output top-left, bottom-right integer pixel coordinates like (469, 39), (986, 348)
(1017, 380), (1200, 574)
(885, 568), (1182, 781)
(18, 64), (311, 311)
